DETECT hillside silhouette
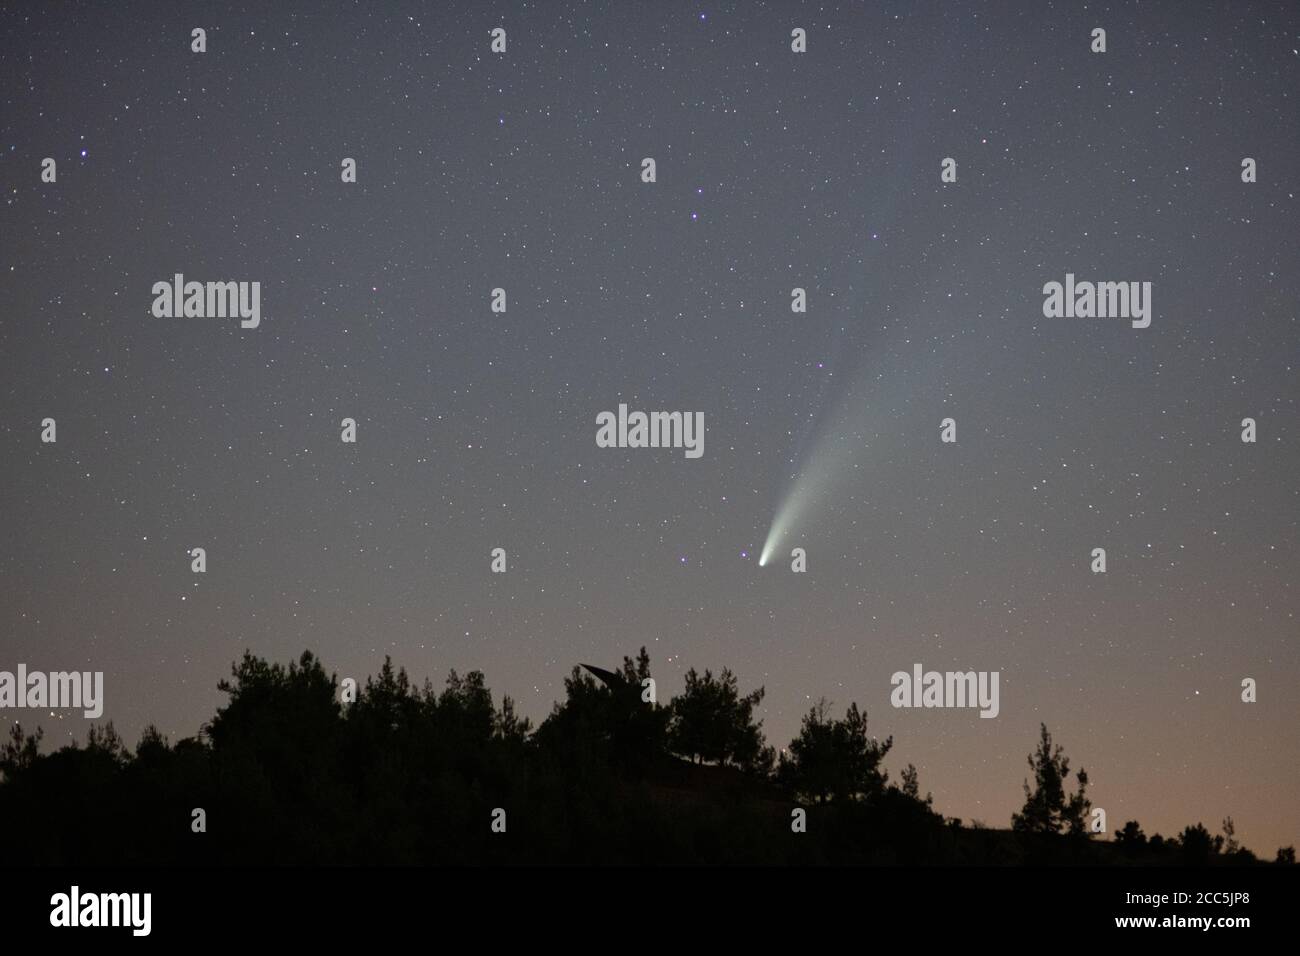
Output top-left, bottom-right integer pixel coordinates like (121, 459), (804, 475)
(0, 649), (1290, 866)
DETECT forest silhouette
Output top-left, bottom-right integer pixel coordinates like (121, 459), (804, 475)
(1, 649), (1291, 866)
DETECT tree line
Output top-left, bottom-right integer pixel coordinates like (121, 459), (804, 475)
(0, 649), (1291, 865)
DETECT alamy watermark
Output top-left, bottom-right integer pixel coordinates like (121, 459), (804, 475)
(890, 663), (999, 718)
(50, 886), (151, 936)
(151, 273), (261, 329)
(0, 665), (104, 718)
(1042, 273), (1151, 329)
(595, 404), (704, 459)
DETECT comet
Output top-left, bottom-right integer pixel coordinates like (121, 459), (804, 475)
(758, 396), (866, 567)
(757, 325), (901, 567)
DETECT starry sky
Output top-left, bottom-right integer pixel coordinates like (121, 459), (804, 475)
(2, 1), (1297, 854)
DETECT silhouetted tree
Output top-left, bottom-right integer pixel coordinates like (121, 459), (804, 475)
(1179, 823), (1218, 864)
(353, 657), (419, 734)
(207, 650), (341, 758)
(437, 669), (496, 745)
(533, 648), (668, 776)
(495, 695), (532, 744)
(1277, 846), (1296, 865)
(85, 722), (129, 764)
(1115, 820), (1147, 856)
(778, 700), (892, 803)
(1214, 816), (1256, 862)
(1012, 724), (1090, 837)
(1221, 816), (1239, 855)
(532, 664), (610, 769)
(900, 763), (933, 806)
(133, 725), (171, 768)
(0, 722), (42, 781)
(668, 667), (771, 772)
(608, 647), (670, 766)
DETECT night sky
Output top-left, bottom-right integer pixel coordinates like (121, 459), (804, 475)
(2, 2), (1297, 854)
